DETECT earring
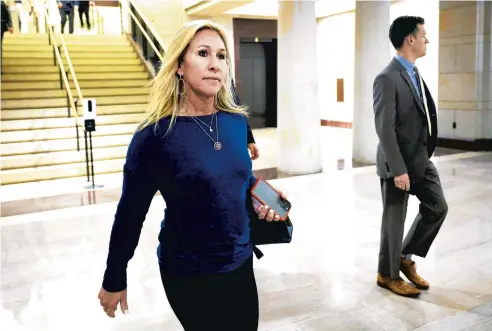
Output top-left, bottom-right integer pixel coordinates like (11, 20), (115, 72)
(178, 74), (185, 96)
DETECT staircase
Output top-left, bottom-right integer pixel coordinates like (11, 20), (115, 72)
(1, 33), (152, 185)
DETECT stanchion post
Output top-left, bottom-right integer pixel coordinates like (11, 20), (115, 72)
(82, 99), (104, 190)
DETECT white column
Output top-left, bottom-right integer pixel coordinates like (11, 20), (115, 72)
(277, 0), (322, 174)
(438, 0), (491, 142)
(352, 0), (392, 164)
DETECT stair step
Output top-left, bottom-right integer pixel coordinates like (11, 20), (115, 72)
(2, 58), (142, 66)
(3, 34), (50, 39)
(72, 65), (145, 73)
(2, 51), (137, 59)
(1, 108), (70, 120)
(1, 146), (128, 170)
(2, 44), (133, 53)
(1, 98), (70, 109)
(1, 104), (147, 120)
(2, 94), (149, 110)
(1, 158), (126, 185)
(3, 38), (129, 46)
(70, 58), (142, 66)
(1, 79), (149, 91)
(66, 44), (133, 53)
(1, 71), (149, 82)
(2, 64), (143, 74)
(61, 34), (128, 41)
(1, 133), (134, 156)
(1, 122), (138, 144)
(3, 39), (49, 45)
(77, 72), (150, 80)
(4, 33), (125, 40)
(1, 95), (149, 110)
(2, 45), (51, 52)
(2, 87), (150, 100)
(1, 113), (143, 131)
(2, 66), (59, 74)
(62, 40), (130, 46)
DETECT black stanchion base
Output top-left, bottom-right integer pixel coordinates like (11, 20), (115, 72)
(83, 183), (104, 190)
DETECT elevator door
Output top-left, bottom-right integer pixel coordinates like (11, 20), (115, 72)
(239, 43), (266, 120)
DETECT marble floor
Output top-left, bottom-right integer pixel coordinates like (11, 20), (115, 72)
(1, 128), (491, 330)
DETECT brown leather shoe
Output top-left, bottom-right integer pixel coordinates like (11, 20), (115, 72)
(400, 257), (430, 290)
(377, 274), (421, 298)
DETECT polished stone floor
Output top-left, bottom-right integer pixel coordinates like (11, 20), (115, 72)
(1, 151), (491, 331)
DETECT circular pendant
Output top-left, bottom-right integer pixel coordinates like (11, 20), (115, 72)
(214, 142), (222, 151)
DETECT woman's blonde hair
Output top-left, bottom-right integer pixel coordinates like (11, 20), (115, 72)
(138, 20), (248, 133)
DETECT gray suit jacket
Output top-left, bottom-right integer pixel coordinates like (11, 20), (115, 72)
(373, 57), (438, 183)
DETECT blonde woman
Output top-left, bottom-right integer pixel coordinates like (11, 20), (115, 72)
(98, 20), (288, 330)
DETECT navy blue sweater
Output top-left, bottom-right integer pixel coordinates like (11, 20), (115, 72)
(102, 111), (256, 292)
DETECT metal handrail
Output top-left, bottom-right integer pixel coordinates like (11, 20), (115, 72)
(91, 2), (104, 34)
(44, 9), (82, 151)
(58, 34), (84, 106)
(125, 8), (164, 62)
(123, 0), (166, 54)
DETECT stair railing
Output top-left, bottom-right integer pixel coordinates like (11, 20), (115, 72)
(91, 2), (104, 34)
(44, 9), (84, 152)
(119, 0), (165, 74)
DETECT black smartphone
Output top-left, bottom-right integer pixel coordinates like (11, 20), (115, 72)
(251, 178), (291, 221)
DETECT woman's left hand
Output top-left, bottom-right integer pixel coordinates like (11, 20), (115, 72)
(248, 143), (260, 160)
(252, 190), (288, 222)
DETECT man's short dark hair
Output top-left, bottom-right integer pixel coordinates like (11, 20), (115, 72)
(389, 16), (425, 49)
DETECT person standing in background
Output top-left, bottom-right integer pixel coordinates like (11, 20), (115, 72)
(1, 0), (13, 41)
(78, 1), (94, 31)
(1, 0), (14, 72)
(57, 0), (75, 34)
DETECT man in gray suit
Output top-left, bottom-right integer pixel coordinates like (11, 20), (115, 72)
(373, 16), (448, 298)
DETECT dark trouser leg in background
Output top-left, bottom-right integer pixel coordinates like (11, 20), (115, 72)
(402, 161), (448, 257)
(78, 7), (84, 28)
(60, 10), (67, 33)
(79, 6), (90, 29)
(378, 178), (409, 279)
(68, 11), (74, 34)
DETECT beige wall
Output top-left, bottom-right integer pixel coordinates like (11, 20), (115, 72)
(317, 12), (355, 124)
(438, 1), (492, 140)
(316, 1), (439, 124)
(131, 0), (188, 48)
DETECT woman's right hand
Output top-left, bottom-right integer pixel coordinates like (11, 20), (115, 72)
(98, 287), (129, 318)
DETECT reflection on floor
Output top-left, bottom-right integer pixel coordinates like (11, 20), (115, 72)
(0, 167), (279, 217)
(1, 150), (491, 330)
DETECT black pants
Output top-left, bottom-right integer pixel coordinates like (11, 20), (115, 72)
(160, 256), (259, 331)
(78, 4), (90, 29)
(60, 9), (74, 34)
(378, 161), (448, 279)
